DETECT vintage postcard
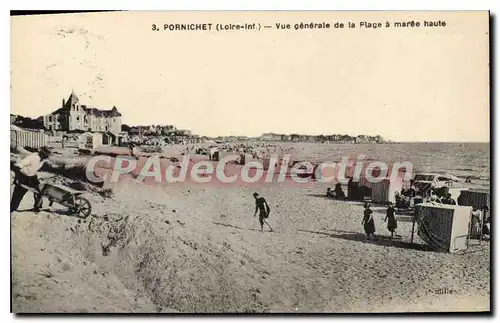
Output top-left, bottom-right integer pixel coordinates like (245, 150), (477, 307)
(10, 11), (490, 313)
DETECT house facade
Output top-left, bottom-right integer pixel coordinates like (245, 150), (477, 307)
(43, 91), (122, 134)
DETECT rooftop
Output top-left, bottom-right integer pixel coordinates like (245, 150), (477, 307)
(50, 91), (122, 117)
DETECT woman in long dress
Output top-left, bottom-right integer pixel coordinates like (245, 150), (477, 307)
(385, 202), (398, 238)
(362, 202), (376, 241)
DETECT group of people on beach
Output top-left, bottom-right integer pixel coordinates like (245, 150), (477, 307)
(393, 182), (461, 210)
(361, 202), (399, 241)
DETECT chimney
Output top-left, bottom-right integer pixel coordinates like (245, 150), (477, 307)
(62, 98), (65, 107)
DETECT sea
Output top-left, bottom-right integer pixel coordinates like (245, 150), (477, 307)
(273, 142), (490, 190)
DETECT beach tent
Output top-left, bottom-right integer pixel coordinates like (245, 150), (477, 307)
(10, 125), (48, 149)
(371, 178), (404, 204)
(416, 203), (472, 253)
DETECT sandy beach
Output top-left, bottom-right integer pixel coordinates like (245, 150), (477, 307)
(11, 145), (490, 313)
(10, 10), (491, 314)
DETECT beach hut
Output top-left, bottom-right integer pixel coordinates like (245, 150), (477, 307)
(416, 203), (472, 253)
(78, 132), (103, 150)
(96, 131), (116, 146)
(358, 176), (374, 188)
(371, 178), (404, 204)
(10, 125), (48, 149)
(116, 132), (128, 146)
(458, 189), (490, 210)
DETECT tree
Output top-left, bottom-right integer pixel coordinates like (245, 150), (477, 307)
(316, 134), (326, 143)
(14, 116), (44, 130)
(121, 124), (131, 132)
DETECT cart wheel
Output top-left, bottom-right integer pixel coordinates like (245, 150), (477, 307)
(73, 196), (92, 219)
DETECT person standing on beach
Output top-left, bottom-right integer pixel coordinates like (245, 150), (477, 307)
(253, 192), (273, 232)
(457, 191), (466, 206)
(361, 202), (376, 241)
(408, 182), (416, 198)
(384, 202), (397, 238)
(482, 206), (490, 236)
(471, 207), (483, 237)
(10, 146), (51, 213)
(128, 141), (135, 157)
(429, 190), (441, 203)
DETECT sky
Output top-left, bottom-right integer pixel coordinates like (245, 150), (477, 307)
(11, 11), (490, 141)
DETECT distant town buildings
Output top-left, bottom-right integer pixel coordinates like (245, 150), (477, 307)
(42, 90), (122, 134)
(11, 90), (387, 145)
(258, 133), (384, 143)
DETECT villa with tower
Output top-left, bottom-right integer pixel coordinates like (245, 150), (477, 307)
(43, 90), (123, 134)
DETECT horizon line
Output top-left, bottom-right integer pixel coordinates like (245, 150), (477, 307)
(10, 113), (490, 144)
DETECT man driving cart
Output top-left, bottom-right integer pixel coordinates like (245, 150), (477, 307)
(10, 146), (51, 213)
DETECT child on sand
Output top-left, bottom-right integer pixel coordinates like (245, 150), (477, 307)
(361, 202), (376, 241)
(253, 192), (273, 232)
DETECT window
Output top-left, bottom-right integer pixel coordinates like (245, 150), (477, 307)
(437, 176), (451, 182)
